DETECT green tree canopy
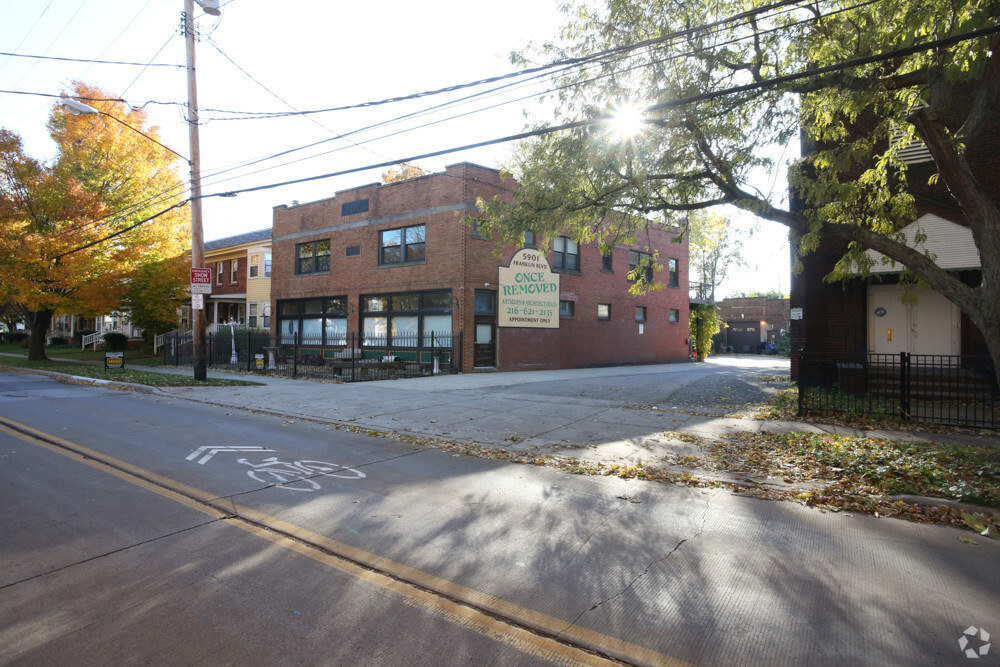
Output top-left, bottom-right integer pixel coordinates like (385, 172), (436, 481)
(476, 0), (1000, 381)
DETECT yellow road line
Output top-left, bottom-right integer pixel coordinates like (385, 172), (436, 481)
(0, 416), (691, 667)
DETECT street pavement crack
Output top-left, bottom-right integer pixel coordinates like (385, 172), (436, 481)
(528, 406), (616, 442)
(564, 496), (712, 629)
(0, 519), (222, 591)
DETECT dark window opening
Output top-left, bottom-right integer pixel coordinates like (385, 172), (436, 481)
(341, 199), (369, 216)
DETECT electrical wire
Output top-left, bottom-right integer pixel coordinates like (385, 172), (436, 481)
(191, 0), (846, 188)
(48, 5), (998, 257)
(204, 36), (395, 164)
(0, 51), (182, 67)
(0, 2), (53, 75)
(195, 22), (1000, 201)
(43, 0), (921, 242)
(6, 0), (92, 90)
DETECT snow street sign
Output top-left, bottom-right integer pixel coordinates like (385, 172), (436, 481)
(191, 267), (212, 294)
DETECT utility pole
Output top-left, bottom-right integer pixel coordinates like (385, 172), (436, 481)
(184, 0), (216, 380)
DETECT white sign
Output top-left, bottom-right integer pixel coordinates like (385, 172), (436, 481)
(790, 307), (803, 320)
(192, 293), (204, 310)
(498, 249), (560, 328)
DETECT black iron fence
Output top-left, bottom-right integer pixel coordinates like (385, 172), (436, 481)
(164, 329), (463, 382)
(798, 351), (998, 429)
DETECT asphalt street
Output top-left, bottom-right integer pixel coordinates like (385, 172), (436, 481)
(1, 359), (998, 665)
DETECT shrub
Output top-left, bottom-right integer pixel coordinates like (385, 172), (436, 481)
(48, 336), (68, 346)
(3, 332), (29, 344)
(74, 329), (96, 345)
(775, 330), (791, 356)
(102, 332), (128, 351)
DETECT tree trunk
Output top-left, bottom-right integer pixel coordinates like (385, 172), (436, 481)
(965, 292), (1000, 392)
(27, 310), (53, 361)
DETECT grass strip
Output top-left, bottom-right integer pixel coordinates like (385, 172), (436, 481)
(0, 356), (260, 387)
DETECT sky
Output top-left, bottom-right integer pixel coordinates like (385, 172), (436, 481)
(0, 0), (790, 299)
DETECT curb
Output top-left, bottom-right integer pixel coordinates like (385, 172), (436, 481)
(0, 364), (160, 395)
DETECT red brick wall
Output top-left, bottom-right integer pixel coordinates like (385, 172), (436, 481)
(271, 163), (690, 371)
(209, 258), (246, 295)
(496, 230), (690, 370)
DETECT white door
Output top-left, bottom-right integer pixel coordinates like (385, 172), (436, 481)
(868, 285), (960, 355)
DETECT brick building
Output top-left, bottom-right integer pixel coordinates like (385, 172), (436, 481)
(714, 296), (790, 353)
(270, 162), (691, 372)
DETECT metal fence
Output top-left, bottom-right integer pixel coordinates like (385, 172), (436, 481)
(163, 329), (463, 381)
(798, 351), (998, 429)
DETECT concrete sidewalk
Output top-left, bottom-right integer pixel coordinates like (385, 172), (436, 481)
(7, 354), (997, 464)
(139, 357), (998, 465)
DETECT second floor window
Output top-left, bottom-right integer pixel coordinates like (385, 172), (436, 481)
(249, 253), (259, 278)
(216, 262), (224, 285)
(264, 253), (272, 277)
(629, 250), (653, 284)
(380, 224), (426, 265)
(602, 252), (613, 271)
(231, 258), (239, 283)
(296, 240), (330, 274)
(668, 258), (679, 287)
(553, 236), (579, 271)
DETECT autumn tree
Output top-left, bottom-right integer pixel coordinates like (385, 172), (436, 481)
(477, 0), (1000, 384)
(381, 163), (426, 184)
(0, 82), (188, 360)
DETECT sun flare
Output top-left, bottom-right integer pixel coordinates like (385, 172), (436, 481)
(608, 102), (647, 139)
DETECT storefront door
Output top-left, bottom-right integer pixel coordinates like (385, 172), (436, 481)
(474, 317), (495, 367)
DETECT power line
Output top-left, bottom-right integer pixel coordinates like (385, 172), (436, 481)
(198, 22), (1000, 201)
(49, 4), (996, 257)
(190, 0), (865, 190)
(204, 36), (394, 164)
(0, 51), (181, 68)
(0, 1), (53, 76)
(52, 200), (190, 259)
(196, 0), (815, 121)
(6, 0), (92, 90)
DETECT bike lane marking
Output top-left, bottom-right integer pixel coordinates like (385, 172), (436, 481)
(0, 416), (691, 667)
(186, 445), (274, 465)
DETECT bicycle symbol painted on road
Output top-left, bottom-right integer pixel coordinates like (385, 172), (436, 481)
(237, 457), (366, 492)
